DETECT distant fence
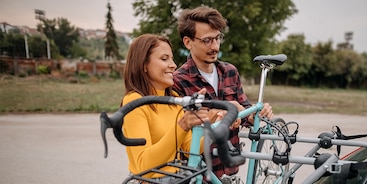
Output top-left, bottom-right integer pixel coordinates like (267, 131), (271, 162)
(0, 56), (125, 78)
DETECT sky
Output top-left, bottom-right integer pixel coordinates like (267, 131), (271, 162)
(1, 0), (366, 53)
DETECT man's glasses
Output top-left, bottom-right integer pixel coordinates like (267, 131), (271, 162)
(193, 33), (225, 47)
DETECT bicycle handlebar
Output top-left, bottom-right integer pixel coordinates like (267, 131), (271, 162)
(100, 95), (246, 166)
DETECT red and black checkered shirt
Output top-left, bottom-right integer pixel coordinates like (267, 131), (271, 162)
(173, 55), (252, 178)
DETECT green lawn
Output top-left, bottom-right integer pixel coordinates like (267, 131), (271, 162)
(244, 85), (367, 115)
(0, 76), (124, 113)
(0, 76), (366, 115)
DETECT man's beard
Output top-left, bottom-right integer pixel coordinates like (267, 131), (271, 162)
(204, 60), (217, 64)
(204, 50), (218, 64)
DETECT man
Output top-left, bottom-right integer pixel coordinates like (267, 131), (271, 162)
(173, 6), (273, 180)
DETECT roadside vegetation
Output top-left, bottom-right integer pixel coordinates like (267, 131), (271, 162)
(0, 76), (365, 115)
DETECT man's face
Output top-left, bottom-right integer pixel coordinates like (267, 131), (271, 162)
(185, 22), (222, 64)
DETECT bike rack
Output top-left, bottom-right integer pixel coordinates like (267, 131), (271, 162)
(122, 159), (208, 184)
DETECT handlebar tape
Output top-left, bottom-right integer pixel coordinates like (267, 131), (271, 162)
(100, 96), (174, 157)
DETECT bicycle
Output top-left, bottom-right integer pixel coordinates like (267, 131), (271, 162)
(101, 98), (367, 184)
(100, 53), (367, 183)
(100, 54), (289, 183)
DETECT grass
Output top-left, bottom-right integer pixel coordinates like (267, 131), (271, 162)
(0, 76), (124, 113)
(0, 76), (366, 115)
(244, 85), (367, 115)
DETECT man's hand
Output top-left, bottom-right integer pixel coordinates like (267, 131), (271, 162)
(260, 103), (274, 119)
(248, 103), (274, 124)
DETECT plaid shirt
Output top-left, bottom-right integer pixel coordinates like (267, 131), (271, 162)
(173, 55), (252, 177)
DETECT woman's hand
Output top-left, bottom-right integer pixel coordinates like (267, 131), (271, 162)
(178, 109), (209, 131)
(178, 88), (209, 131)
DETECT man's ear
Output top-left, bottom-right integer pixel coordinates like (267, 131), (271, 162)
(183, 36), (192, 50)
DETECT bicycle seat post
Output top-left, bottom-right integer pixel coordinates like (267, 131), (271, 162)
(257, 63), (273, 103)
(252, 63), (273, 134)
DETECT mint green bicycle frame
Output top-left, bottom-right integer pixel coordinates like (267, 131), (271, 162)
(187, 63), (275, 184)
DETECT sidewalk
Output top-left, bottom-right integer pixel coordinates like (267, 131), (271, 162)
(0, 113), (366, 184)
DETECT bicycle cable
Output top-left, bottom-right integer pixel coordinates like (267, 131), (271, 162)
(259, 116), (300, 166)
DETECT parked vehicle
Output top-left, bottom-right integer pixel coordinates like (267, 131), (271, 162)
(314, 147), (367, 184)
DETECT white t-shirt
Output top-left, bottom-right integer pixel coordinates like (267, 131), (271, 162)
(198, 65), (219, 95)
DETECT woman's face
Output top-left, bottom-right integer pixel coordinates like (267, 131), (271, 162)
(145, 41), (177, 90)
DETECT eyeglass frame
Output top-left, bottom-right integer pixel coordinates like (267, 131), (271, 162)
(192, 32), (225, 47)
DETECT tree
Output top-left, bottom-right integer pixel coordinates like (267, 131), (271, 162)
(309, 41), (366, 88)
(132, 0), (297, 78)
(0, 32), (25, 57)
(311, 41), (337, 87)
(54, 18), (80, 58)
(273, 34), (313, 86)
(37, 17), (81, 58)
(333, 49), (364, 88)
(28, 36), (48, 58)
(104, 2), (120, 61)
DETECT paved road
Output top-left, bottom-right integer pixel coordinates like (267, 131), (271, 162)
(0, 113), (366, 184)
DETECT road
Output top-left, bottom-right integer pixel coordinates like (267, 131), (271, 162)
(0, 113), (366, 184)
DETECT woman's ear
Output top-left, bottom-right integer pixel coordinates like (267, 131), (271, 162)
(143, 65), (147, 72)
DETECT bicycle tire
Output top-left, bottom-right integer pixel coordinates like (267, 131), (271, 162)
(252, 117), (290, 184)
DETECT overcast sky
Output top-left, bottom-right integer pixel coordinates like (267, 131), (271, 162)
(1, 0), (366, 53)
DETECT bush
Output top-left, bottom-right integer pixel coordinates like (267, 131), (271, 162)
(37, 65), (50, 74)
(109, 70), (120, 79)
(78, 70), (89, 78)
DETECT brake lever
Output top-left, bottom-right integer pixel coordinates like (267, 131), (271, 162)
(182, 92), (205, 111)
(203, 120), (215, 181)
(100, 111), (112, 158)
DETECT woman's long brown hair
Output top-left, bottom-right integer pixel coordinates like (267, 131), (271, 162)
(123, 34), (176, 110)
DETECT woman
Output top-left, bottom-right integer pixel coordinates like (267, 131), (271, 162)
(122, 34), (209, 181)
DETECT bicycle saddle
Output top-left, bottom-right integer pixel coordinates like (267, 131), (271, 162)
(253, 54), (287, 66)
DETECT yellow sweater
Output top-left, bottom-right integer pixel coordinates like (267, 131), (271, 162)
(122, 90), (194, 178)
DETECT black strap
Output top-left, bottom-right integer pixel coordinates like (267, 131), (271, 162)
(334, 162), (367, 183)
(350, 162), (367, 170)
(332, 126), (367, 156)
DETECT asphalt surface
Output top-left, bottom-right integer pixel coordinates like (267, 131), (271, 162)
(0, 113), (366, 184)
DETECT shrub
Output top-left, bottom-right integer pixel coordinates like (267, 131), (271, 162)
(37, 65), (50, 74)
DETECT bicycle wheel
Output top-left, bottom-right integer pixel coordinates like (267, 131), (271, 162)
(252, 117), (290, 184)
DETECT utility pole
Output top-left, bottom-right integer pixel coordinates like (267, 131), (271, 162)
(46, 38), (50, 59)
(344, 32), (353, 50)
(337, 32), (354, 50)
(24, 33), (29, 58)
